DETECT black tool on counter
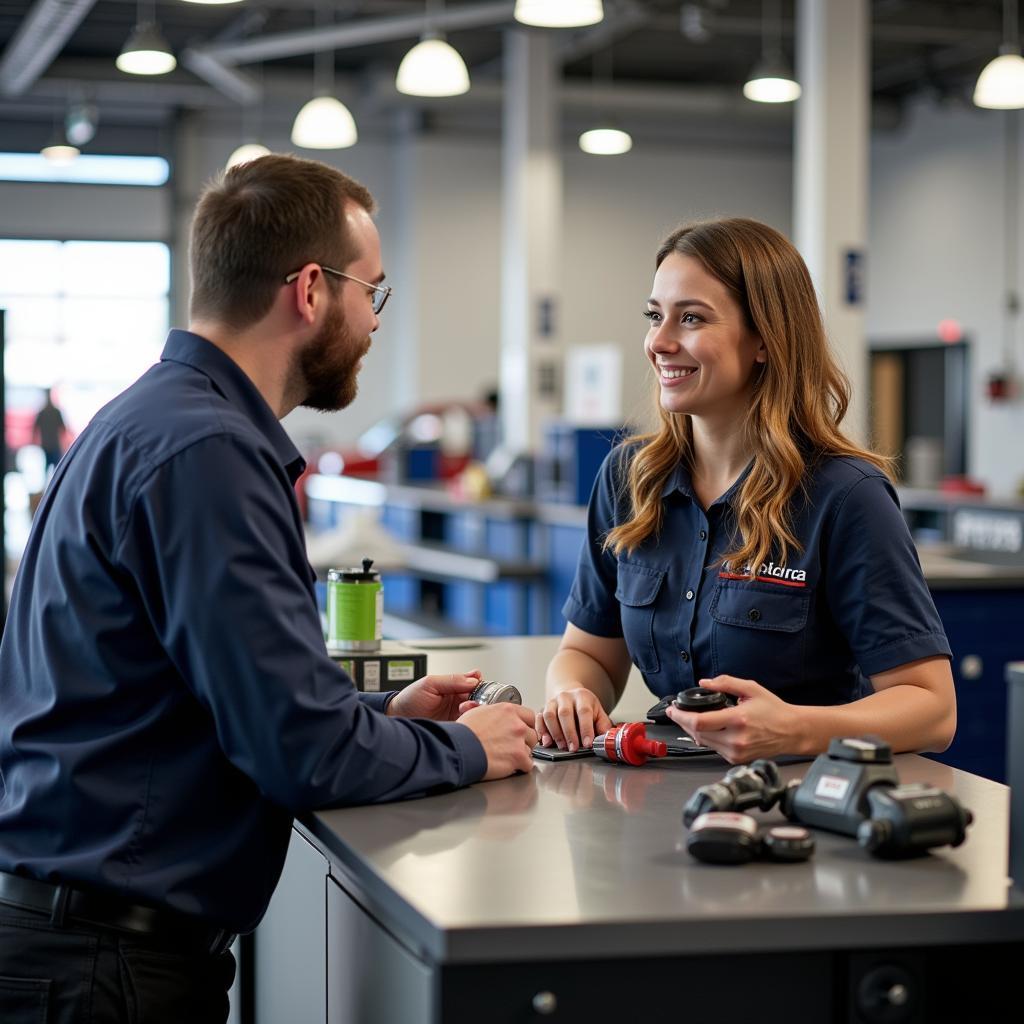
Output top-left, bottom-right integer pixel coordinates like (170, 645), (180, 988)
(778, 736), (899, 836)
(856, 784), (973, 858)
(686, 813), (815, 866)
(681, 736), (973, 860)
(682, 760), (785, 827)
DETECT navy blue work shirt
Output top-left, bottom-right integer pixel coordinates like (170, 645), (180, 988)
(0, 330), (486, 933)
(564, 448), (951, 706)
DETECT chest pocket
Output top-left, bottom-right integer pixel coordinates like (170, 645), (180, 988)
(615, 561), (665, 675)
(710, 581), (810, 686)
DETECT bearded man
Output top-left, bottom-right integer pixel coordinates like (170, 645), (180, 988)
(0, 154), (536, 1023)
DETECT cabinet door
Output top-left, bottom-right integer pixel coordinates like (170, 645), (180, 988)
(326, 875), (433, 1024)
(253, 829), (328, 1024)
(930, 588), (1024, 782)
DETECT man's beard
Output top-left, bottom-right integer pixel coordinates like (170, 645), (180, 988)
(298, 299), (369, 412)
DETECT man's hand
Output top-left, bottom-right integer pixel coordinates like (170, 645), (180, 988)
(459, 703), (539, 780)
(537, 688), (613, 752)
(665, 675), (797, 763)
(387, 671), (483, 721)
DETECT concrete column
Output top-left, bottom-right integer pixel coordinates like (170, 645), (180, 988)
(500, 29), (563, 454)
(794, 0), (870, 440)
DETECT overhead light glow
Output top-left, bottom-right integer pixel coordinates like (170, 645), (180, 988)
(291, 96), (358, 149)
(180, 1), (245, 5)
(514, 0), (603, 29)
(396, 36), (470, 97)
(743, 60), (801, 103)
(973, 47), (1024, 109)
(116, 22), (176, 76)
(41, 143), (80, 166)
(579, 127), (632, 155)
(226, 143), (271, 169)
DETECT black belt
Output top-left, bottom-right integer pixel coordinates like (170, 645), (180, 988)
(0, 870), (236, 956)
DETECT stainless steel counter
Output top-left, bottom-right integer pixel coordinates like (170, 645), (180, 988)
(301, 637), (1024, 965)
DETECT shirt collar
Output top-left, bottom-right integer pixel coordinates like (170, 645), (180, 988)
(660, 457), (754, 508)
(161, 330), (306, 483)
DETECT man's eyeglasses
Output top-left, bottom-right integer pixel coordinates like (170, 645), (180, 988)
(284, 265), (392, 315)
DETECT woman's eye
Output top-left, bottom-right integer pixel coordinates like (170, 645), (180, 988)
(642, 309), (661, 323)
(681, 312), (701, 325)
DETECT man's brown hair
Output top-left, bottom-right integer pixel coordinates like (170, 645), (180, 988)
(189, 153), (375, 329)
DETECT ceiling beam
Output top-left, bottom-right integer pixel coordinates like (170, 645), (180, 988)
(202, 1), (515, 66)
(0, 0), (98, 97)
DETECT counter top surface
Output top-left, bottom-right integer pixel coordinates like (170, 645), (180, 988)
(305, 637), (1024, 963)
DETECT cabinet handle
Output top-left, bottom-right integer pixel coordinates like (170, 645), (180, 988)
(960, 655), (983, 680)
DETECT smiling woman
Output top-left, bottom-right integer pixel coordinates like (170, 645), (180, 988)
(540, 217), (957, 767)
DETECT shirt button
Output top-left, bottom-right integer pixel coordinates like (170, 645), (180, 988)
(685, 589), (695, 600)
(748, 608), (762, 622)
(680, 651), (690, 662)
(699, 530), (707, 541)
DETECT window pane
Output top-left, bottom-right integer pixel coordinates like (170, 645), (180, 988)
(0, 240), (62, 295)
(62, 242), (170, 297)
(0, 153), (169, 186)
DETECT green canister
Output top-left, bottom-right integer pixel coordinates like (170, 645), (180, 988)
(327, 558), (382, 652)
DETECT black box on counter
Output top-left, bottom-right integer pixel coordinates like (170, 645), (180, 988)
(328, 641), (427, 693)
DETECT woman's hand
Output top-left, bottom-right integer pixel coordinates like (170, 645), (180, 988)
(388, 670), (483, 721)
(665, 675), (798, 763)
(537, 688), (614, 752)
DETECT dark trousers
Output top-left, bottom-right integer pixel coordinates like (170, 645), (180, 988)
(0, 903), (235, 1023)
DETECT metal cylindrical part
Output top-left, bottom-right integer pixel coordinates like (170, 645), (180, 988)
(469, 681), (522, 705)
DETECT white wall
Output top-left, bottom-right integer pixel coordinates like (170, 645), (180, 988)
(868, 98), (1024, 498)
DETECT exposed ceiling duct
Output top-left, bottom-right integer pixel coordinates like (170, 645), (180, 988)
(0, 0), (98, 97)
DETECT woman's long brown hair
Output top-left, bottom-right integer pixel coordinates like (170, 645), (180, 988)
(605, 217), (892, 573)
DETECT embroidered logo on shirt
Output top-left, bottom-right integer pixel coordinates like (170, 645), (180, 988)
(719, 560), (808, 588)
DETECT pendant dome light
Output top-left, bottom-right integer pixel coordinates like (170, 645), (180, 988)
(227, 64), (271, 169)
(291, 6), (358, 149)
(397, 1), (470, 97)
(514, 0), (604, 29)
(579, 48), (632, 156)
(974, 0), (1024, 109)
(743, 0), (800, 104)
(116, 1), (176, 76)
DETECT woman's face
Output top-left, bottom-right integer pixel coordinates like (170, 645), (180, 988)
(644, 252), (765, 422)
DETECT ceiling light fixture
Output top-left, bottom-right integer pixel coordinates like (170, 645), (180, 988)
(116, 1), (176, 76)
(579, 127), (632, 155)
(226, 143), (271, 169)
(291, 6), (358, 149)
(579, 48), (632, 156)
(396, 36), (470, 97)
(227, 64), (270, 169)
(180, 1), (245, 6)
(974, 0), (1024, 109)
(514, 0), (604, 29)
(743, 0), (800, 104)
(41, 140), (80, 165)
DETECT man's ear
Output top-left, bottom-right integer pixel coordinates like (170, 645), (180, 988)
(290, 264), (324, 325)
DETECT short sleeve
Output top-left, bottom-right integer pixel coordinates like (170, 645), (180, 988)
(824, 475), (951, 677)
(561, 450), (625, 637)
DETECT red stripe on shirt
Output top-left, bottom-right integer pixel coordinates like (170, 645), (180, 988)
(717, 571), (807, 589)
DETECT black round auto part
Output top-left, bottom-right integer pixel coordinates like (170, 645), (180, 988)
(761, 825), (815, 863)
(685, 812), (761, 865)
(673, 687), (737, 713)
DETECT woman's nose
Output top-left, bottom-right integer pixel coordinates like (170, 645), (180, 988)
(649, 322), (679, 352)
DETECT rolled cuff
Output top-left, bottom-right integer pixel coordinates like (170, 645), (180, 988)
(561, 596), (623, 638)
(857, 631), (952, 678)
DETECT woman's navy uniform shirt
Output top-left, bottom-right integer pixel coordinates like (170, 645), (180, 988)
(563, 447), (952, 706)
(0, 331), (486, 934)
